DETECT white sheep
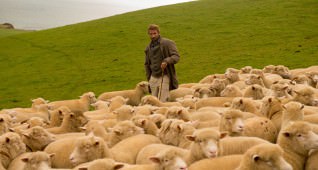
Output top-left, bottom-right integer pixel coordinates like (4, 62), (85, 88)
(21, 126), (56, 151)
(69, 134), (113, 167)
(0, 97), (48, 115)
(281, 101), (304, 128)
(188, 143), (292, 170)
(218, 136), (270, 156)
(0, 132), (26, 169)
(291, 84), (317, 106)
(219, 109), (244, 136)
(242, 84), (266, 100)
(131, 115), (159, 136)
(110, 134), (161, 164)
(123, 148), (188, 170)
(194, 97), (235, 110)
(193, 86), (217, 98)
(7, 104), (50, 123)
(175, 95), (199, 110)
(277, 121), (318, 170)
(113, 105), (135, 121)
(168, 87), (195, 102)
(164, 106), (191, 122)
(242, 117), (278, 143)
(158, 119), (196, 148)
(137, 128), (227, 165)
(305, 149), (318, 170)
(45, 134), (112, 168)
(98, 81), (149, 106)
(72, 158), (124, 170)
(46, 109), (88, 134)
(80, 120), (110, 143)
(7, 151), (55, 170)
(220, 84), (243, 97)
(230, 97), (262, 116)
(108, 120), (144, 147)
(140, 95), (182, 107)
(47, 106), (70, 128)
(260, 96), (283, 131)
(108, 96), (129, 112)
(199, 74), (224, 84)
(48, 92), (97, 114)
(83, 100), (114, 120)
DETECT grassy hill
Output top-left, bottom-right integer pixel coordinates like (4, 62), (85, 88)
(0, 0), (317, 109)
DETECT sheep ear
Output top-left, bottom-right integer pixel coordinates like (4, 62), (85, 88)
(79, 127), (87, 131)
(114, 129), (122, 135)
(186, 135), (196, 142)
(141, 119), (146, 126)
(21, 157), (29, 163)
(177, 124), (183, 132)
(177, 110), (183, 114)
(78, 168), (88, 170)
(220, 132), (228, 139)
(252, 155), (260, 162)
(149, 156), (161, 164)
(49, 153), (55, 158)
(301, 104), (305, 110)
(114, 164), (125, 170)
(22, 133), (30, 138)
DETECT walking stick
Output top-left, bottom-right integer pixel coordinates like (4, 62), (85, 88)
(158, 67), (165, 100)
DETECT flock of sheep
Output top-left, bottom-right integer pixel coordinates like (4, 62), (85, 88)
(1, 64), (318, 170)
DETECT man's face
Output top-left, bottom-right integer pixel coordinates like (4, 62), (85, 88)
(148, 29), (160, 41)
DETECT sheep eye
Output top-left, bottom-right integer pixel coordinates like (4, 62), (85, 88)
(297, 134), (302, 137)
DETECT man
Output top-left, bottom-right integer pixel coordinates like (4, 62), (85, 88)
(144, 24), (180, 102)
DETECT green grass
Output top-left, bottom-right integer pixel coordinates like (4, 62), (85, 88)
(0, 0), (317, 109)
(0, 28), (30, 38)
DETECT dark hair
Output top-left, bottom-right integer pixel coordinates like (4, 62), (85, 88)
(148, 24), (160, 33)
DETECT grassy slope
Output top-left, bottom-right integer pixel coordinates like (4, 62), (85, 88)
(0, 0), (317, 108)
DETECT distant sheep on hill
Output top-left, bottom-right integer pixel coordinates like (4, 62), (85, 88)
(98, 81), (149, 106)
(48, 92), (97, 114)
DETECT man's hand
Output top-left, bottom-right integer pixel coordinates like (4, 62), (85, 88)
(161, 62), (167, 70)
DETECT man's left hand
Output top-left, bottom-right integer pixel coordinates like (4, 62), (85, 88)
(161, 62), (167, 70)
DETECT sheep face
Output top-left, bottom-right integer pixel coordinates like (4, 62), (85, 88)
(293, 87), (315, 106)
(273, 65), (291, 79)
(150, 149), (188, 170)
(165, 107), (190, 121)
(245, 74), (264, 86)
(187, 129), (223, 158)
(240, 143), (292, 170)
(279, 121), (318, 154)
(22, 152), (54, 170)
(0, 132), (26, 168)
(109, 121), (144, 146)
(137, 81), (150, 94)
(22, 126), (56, 151)
(69, 135), (108, 167)
(221, 85), (243, 97)
(220, 109), (244, 135)
(0, 118), (9, 135)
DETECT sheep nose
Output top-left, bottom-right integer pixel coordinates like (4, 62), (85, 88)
(209, 151), (217, 157)
(238, 125), (244, 131)
(180, 167), (188, 170)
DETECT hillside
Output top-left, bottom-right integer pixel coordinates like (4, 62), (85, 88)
(0, 0), (317, 108)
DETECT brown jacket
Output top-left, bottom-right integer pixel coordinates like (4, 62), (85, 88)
(144, 37), (180, 90)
